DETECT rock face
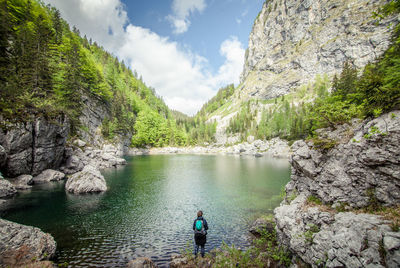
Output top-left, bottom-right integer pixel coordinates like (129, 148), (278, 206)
(127, 257), (157, 268)
(0, 116), (69, 177)
(61, 141), (127, 175)
(274, 111), (400, 267)
(287, 110), (400, 208)
(10, 174), (33, 190)
(275, 195), (399, 268)
(33, 169), (65, 184)
(65, 165), (107, 194)
(0, 218), (56, 266)
(240, 0), (397, 100)
(0, 179), (17, 198)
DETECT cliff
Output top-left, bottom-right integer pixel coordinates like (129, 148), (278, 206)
(239, 0), (397, 100)
(274, 111), (400, 267)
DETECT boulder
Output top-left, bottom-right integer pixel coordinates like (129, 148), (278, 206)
(249, 217), (275, 236)
(0, 219), (56, 267)
(65, 165), (107, 194)
(0, 179), (17, 198)
(10, 174), (33, 190)
(127, 257), (157, 268)
(61, 155), (84, 175)
(170, 255), (188, 268)
(33, 169), (65, 184)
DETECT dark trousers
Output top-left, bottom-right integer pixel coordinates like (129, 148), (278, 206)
(194, 233), (206, 257)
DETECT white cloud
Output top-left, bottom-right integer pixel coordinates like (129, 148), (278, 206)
(167, 0), (206, 34)
(44, 0), (244, 115)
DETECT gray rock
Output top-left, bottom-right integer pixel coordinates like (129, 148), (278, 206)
(33, 169), (65, 184)
(10, 174), (33, 190)
(249, 217), (275, 236)
(170, 254), (188, 268)
(74, 139), (86, 147)
(0, 218), (56, 266)
(0, 116), (69, 177)
(65, 165), (107, 194)
(240, 0), (397, 102)
(0, 145), (6, 168)
(0, 179), (17, 198)
(274, 195), (395, 268)
(127, 257), (157, 268)
(61, 155), (84, 175)
(287, 111), (400, 208)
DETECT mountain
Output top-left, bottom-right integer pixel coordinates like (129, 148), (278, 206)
(207, 0), (398, 144)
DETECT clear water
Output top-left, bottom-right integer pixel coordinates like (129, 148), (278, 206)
(1, 155), (291, 267)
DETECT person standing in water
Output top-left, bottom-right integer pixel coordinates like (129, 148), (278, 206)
(193, 210), (208, 257)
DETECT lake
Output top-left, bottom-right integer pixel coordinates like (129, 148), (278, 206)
(1, 154), (291, 267)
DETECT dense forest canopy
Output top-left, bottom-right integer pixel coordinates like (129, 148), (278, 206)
(0, 0), (217, 147)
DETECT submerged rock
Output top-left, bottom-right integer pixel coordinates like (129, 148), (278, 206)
(127, 257), (157, 268)
(0, 218), (56, 266)
(65, 165), (107, 194)
(10, 174), (33, 190)
(33, 169), (65, 184)
(0, 179), (17, 198)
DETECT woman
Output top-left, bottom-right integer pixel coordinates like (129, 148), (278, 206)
(193, 210), (208, 257)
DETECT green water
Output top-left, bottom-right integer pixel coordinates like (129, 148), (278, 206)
(1, 155), (291, 267)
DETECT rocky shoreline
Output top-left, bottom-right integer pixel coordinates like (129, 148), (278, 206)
(275, 110), (400, 267)
(149, 137), (291, 158)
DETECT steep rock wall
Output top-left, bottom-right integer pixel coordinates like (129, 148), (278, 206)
(274, 111), (400, 267)
(240, 0), (397, 100)
(0, 116), (69, 177)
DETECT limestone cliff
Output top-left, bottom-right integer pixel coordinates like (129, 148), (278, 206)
(274, 111), (400, 267)
(240, 0), (397, 100)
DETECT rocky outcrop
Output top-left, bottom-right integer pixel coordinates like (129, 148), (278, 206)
(287, 110), (400, 208)
(0, 179), (17, 198)
(65, 165), (107, 194)
(275, 194), (399, 267)
(249, 217), (275, 237)
(274, 111), (400, 267)
(33, 169), (65, 184)
(61, 141), (127, 175)
(127, 257), (157, 268)
(0, 116), (69, 177)
(240, 0), (397, 100)
(10, 175), (33, 190)
(0, 218), (56, 267)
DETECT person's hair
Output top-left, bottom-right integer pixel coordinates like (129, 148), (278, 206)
(197, 210), (203, 217)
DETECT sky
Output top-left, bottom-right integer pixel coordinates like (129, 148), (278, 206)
(44, 0), (264, 115)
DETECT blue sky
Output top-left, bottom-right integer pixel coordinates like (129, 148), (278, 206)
(44, 0), (264, 115)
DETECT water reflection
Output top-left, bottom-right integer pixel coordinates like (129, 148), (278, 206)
(2, 155), (291, 267)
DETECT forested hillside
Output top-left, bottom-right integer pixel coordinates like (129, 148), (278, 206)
(0, 0), (216, 147)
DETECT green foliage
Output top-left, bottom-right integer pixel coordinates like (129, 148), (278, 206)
(0, 0), (191, 147)
(227, 101), (257, 140)
(214, 228), (292, 268)
(303, 224), (320, 244)
(307, 195), (322, 205)
(363, 125), (387, 139)
(198, 84), (235, 116)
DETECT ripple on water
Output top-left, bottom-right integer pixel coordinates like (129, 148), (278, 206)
(3, 155), (290, 267)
